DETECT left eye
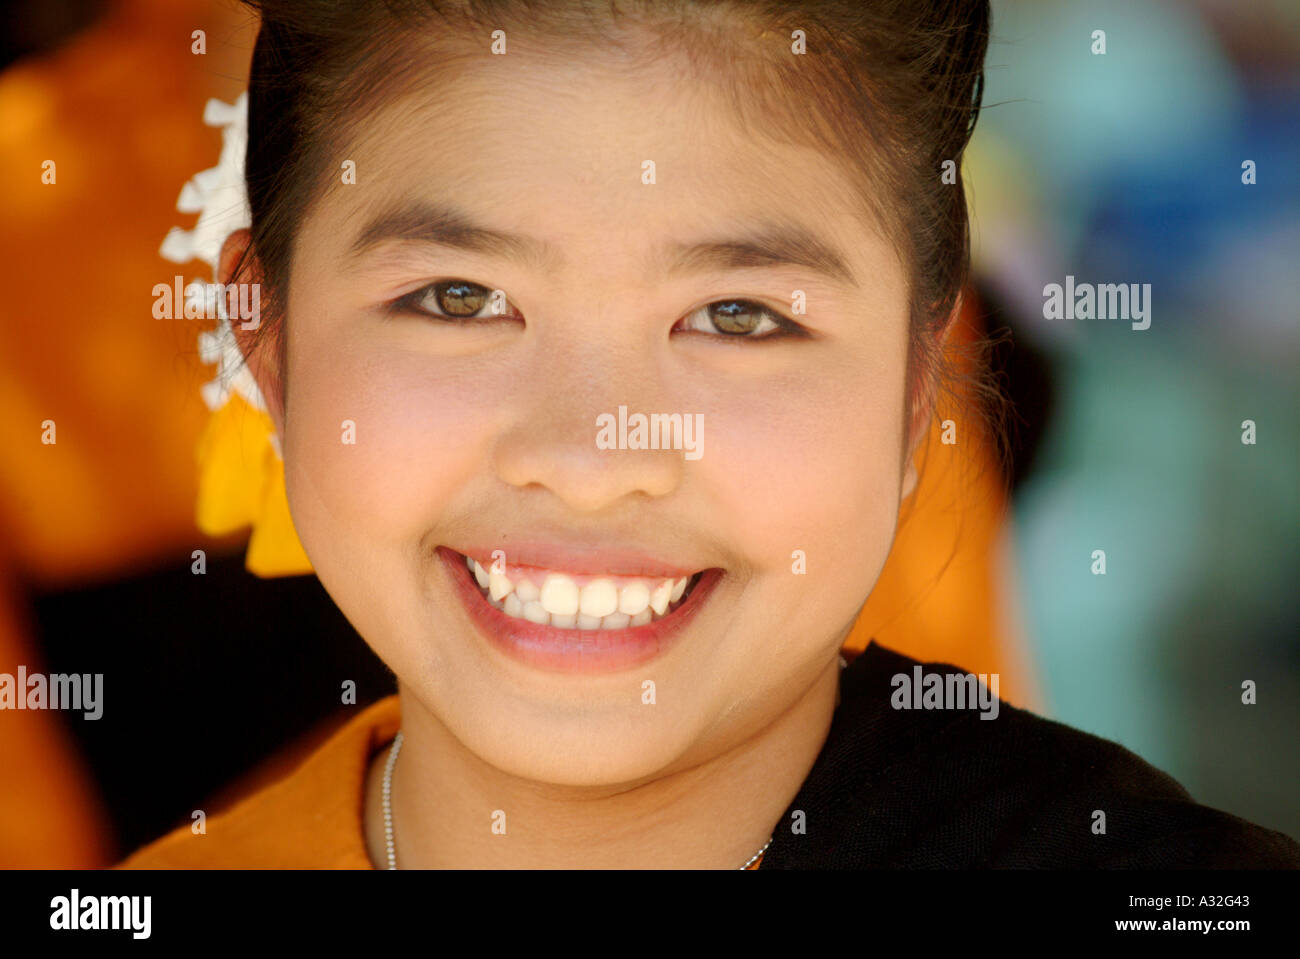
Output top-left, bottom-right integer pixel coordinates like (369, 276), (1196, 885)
(676, 299), (793, 339)
(396, 280), (518, 321)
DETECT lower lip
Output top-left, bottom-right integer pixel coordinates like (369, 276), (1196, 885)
(437, 546), (721, 674)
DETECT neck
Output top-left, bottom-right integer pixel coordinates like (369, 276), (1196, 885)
(364, 655), (842, 869)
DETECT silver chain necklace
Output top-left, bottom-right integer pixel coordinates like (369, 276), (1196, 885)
(382, 654), (846, 869)
(382, 731), (773, 870)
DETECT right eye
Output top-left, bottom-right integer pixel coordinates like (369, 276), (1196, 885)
(393, 280), (521, 321)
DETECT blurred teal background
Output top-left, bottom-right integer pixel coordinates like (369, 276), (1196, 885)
(969, 0), (1299, 837)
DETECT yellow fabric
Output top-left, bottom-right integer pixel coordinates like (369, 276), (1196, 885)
(195, 394), (311, 576)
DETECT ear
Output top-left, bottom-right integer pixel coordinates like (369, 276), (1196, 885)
(900, 292), (963, 501)
(220, 229), (285, 435)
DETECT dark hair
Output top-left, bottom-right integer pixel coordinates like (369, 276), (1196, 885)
(235, 0), (1008, 483)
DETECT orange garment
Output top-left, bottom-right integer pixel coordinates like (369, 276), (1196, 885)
(116, 692), (773, 869)
(119, 695), (401, 869)
(116, 653), (877, 868)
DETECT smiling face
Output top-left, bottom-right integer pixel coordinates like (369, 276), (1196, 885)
(240, 38), (920, 786)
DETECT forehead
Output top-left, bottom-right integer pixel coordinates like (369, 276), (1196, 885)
(308, 42), (896, 286)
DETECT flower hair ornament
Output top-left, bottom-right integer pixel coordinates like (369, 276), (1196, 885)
(160, 93), (313, 576)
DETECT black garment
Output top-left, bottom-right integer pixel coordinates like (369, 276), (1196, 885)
(761, 642), (1300, 868)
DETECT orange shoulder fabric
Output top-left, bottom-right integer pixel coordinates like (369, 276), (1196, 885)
(116, 696), (400, 869)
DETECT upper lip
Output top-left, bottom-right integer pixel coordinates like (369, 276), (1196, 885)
(445, 542), (709, 579)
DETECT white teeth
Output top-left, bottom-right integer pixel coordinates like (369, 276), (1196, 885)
(539, 574), (580, 616)
(463, 552), (702, 630)
(579, 579), (619, 618)
(489, 571), (513, 601)
(617, 582), (650, 616)
(649, 580), (673, 616)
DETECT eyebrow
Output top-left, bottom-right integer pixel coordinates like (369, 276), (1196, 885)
(349, 200), (859, 288)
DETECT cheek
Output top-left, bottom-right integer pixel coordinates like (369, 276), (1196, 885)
(280, 332), (492, 556)
(694, 346), (908, 586)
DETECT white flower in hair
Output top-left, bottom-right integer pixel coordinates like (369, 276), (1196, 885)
(158, 92), (273, 430)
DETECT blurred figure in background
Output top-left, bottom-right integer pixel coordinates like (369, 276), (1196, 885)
(969, 0), (1300, 837)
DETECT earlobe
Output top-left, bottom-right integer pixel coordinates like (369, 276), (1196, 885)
(219, 230), (285, 434)
(899, 412), (925, 503)
(901, 459), (919, 501)
(899, 300), (960, 504)
(901, 380), (935, 504)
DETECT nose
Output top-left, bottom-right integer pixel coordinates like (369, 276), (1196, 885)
(491, 344), (686, 513)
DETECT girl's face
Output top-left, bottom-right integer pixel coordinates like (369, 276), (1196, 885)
(259, 42), (916, 785)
